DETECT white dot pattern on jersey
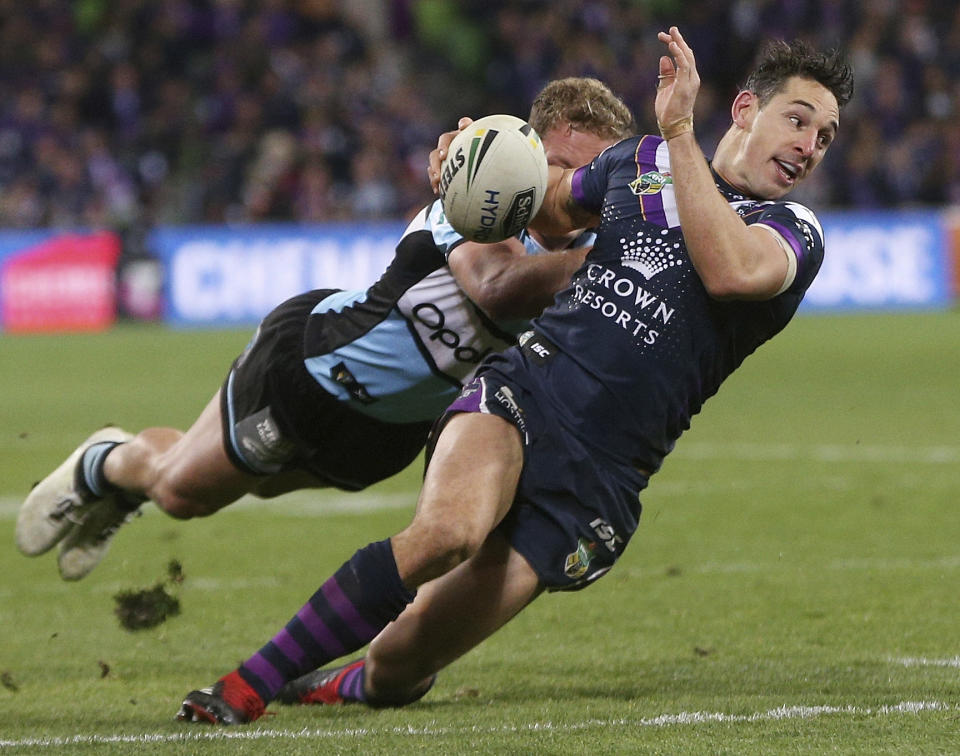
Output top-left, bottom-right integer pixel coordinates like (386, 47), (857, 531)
(619, 228), (685, 280)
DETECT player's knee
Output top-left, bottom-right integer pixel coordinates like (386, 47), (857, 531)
(151, 484), (212, 519)
(364, 655), (437, 708)
(412, 521), (486, 577)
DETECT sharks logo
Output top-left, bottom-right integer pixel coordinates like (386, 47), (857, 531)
(629, 170), (673, 196)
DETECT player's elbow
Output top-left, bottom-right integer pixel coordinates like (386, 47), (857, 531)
(470, 281), (521, 320)
(700, 269), (777, 301)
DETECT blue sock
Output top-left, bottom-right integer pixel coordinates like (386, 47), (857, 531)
(79, 442), (121, 498)
(78, 442), (146, 509)
(237, 539), (414, 704)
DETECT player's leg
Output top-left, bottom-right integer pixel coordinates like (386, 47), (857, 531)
(100, 390), (263, 518)
(99, 389), (330, 513)
(368, 531), (542, 701)
(50, 388), (271, 581)
(276, 530), (542, 706)
(177, 411), (525, 725)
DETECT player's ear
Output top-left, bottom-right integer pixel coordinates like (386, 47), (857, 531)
(731, 90), (758, 130)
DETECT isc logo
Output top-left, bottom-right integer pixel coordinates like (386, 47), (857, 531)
(530, 341), (550, 358)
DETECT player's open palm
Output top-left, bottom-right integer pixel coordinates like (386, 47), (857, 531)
(655, 27), (700, 130)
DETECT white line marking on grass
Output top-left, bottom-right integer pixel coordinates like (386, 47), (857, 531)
(1, 441), (956, 520)
(679, 441), (960, 465)
(0, 700), (952, 748)
(893, 656), (960, 669)
(0, 491), (414, 520)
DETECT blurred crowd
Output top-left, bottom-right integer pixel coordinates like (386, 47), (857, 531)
(0, 0), (958, 233)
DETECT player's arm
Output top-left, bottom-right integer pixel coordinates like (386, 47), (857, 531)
(528, 165), (600, 239)
(656, 27), (794, 301)
(448, 236), (588, 320)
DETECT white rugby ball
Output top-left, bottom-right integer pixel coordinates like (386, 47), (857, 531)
(438, 114), (549, 243)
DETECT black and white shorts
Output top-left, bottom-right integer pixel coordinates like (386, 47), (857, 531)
(221, 289), (433, 491)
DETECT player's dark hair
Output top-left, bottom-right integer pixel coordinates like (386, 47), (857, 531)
(528, 77), (636, 140)
(744, 40), (854, 109)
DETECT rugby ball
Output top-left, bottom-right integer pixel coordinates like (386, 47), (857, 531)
(438, 114), (549, 243)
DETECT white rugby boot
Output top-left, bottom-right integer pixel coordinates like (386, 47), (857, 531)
(16, 426), (134, 557)
(57, 493), (142, 581)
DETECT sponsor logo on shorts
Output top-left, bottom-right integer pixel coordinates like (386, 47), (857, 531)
(590, 517), (623, 553)
(256, 418), (280, 447)
(564, 537), (597, 579)
(236, 407), (295, 472)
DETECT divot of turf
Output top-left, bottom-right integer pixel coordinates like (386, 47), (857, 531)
(112, 559), (185, 631)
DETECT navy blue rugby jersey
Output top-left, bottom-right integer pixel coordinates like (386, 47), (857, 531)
(495, 135), (825, 474)
(302, 199), (595, 423)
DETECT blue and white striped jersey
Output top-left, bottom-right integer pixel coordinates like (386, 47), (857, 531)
(303, 199), (594, 423)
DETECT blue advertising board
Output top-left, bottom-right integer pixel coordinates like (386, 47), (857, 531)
(149, 222), (406, 327)
(808, 211), (950, 311)
(147, 211), (953, 328)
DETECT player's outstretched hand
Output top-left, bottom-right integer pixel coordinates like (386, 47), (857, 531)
(655, 26), (700, 134)
(429, 117), (473, 194)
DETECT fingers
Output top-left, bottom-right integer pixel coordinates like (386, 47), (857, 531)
(658, 26), (697, 81)
(429, 117), (474, 194)
(657, 56), (675, 89)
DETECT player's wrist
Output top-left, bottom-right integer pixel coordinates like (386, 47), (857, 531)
(658, 115), (694, 141)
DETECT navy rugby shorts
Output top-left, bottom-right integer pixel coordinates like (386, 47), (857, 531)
(221, 289), (433, 490)
(429, 352), (648, 591)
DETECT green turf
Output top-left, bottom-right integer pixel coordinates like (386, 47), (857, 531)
(1, 313), (958, 754)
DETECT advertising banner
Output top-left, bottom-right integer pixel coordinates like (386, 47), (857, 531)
(150, 223), (405, 327)
(807, 211), (951, 311)
(0, 231), (121, 332)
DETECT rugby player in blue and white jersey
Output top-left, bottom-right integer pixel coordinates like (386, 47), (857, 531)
(160, 28), (852, 725)
(16, 78), (634, 582)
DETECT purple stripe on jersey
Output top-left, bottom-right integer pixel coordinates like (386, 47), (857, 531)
(322, 576), (379, 641)
(244, 653), (285, 693)
(636, 136), (666, 226)
(295, 599), (346, 658)
(570, 166), (589, 209)
(447, 378), (485, 415)
(760, 219), (805, 266)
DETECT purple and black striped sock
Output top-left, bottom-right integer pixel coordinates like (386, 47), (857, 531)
(236, 539), (414, 704)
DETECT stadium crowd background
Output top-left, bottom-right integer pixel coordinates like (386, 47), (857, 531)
(0, 0), (956, 239)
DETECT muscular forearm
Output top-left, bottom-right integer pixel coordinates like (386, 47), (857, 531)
(667, 133), (776, 299)
(469, 247), (588, 319)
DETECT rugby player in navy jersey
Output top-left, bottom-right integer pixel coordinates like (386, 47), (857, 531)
(157, 28), (854, 724)
(15, 78), (633, 583)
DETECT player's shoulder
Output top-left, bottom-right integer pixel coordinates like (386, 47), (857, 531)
(583, 135), (645, 172)
(401, 199), (462, 256)
(741, 198), (824, 241)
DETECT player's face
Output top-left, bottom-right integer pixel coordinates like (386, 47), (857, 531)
(730, 76), (839, 200)
(540, 125), (616, 169)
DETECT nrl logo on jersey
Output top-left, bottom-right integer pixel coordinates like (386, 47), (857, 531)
(629, 170), (673, 196)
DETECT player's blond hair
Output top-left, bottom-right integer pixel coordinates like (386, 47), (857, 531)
(528, 78), (635, 141)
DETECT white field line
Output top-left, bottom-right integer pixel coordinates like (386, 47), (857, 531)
(0, 700), (952, 749)
(893, 656), (960, 669)
(1, 440), (957, 520)
(677, 441), (960, 465)
(0, 490), (414, 520)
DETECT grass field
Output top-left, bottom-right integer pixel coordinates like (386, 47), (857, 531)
(1, 312), (958, 754)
